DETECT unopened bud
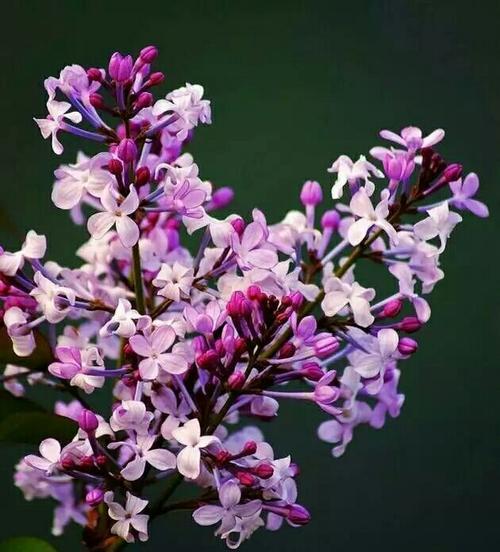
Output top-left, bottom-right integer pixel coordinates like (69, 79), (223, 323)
(300, 180), (323, 206)
(398, 337), (418, 355)
(382, 299), (403, 318)
(108, 52), (133, 83)
(85, 488), (105, 507)
(321, 209), (340, 231)
(252, 462), (274, 479)
(146, 71), (165, 87)
(211, 187), (234, 209)
(87, 68), (103, 82)
(242, 440), (257, 456)
(287, 504), (311, 526)
(230, 217), (245, 237)
(236, 471), (256, 487)
(279, 342), (296, 359)
(227, 371), (245, 390)
(140, 45), (159, 64)
(89, 93), (104, 109)
(301, 362), (324, 381)
(399, 316), (422, 333)
(108, 159), (123, 176)
(135, 166), (150, 187)
(117, 138), (137, 163)
(78, 409), (99, 434)
(135, 91), (153, 110)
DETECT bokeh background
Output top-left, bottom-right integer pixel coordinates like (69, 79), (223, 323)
(1, 1), (499, 550)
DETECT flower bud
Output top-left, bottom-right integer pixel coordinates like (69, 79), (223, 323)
(89, 93), (105, 109)
(78, 409), (99, 434)
(301, 362), (324, 381)
(215, 450), (232, 465)
(234, 338), (247, 355)
(313, 336), (339, 359)
(146, 71), (165, 87)
(140, 45), (159, 64)
(85, 488), (105, 507)
(253, 462), (274, 479)
(290, 291), (304, 310)
(117, 138), (137, 163)
(321, 209), (340, 231)
(382, 299), (403, 318)
(87, 68), (103, 82)
(278, 342), (296, 359)
(236, 471), (256, 487)
(398, 337), (418, 355)
(60, 454), (75, 471)
(135, 166), (150, 187)
(196, 350), (220, 371)
(79, 455), (95, 470)
(246, 285), (262, 301)
(287, 504), (311, 526)
(242, 440), (257, 456)
(108, 52), (133, 83)
(211, 187), (234, 209)
(134, 91), (154, 110)
(442, 163), (463, 183)
(227, 371), (245, 390)
(230, 217), (245, 237)
(108, 159), (123, 176)
(300, 180), (323, 206)
(399, 316), (422, 333)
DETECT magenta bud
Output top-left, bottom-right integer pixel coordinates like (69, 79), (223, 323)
(140, 45), (159, 64)
(321, 209), (340, 231)
(300, 180), (323, 206)
(196, 350), (220, 371)
(246, 285), (262, 301)
(117, 138), (137, 163)
(314, 336), (340, 359)
(442, 163), (463, 183)
(135, 166), (150, 187)
(230, 217), (245, 237)
(135, 91), (153, 110)
(211, 187), (235, 209)
(227, 371), (246, 390)
(399, 316), (422, 333)
(78, 409), (99, 433)
(89, 93), (104, 109)
(301, 362), (324, 381)
(85, 488), (104, 507)
(253, 463), (274, 479)
(290, 291), (304, 310)
(146, 71), (165, 87)
(87, 68), (103, 82)
(236, 471), (256, 487)
(279, 342), (296, 359)
(234, 338), (247, 355)
(382, 299), (403, 318)
(60, 454), (75, 471)
(398, 337), (418, 355)
(287, 504), (311, 526)
(108, 159), (123, 176)
(242, 440), (257, 456)
(108, 52), (133, 83)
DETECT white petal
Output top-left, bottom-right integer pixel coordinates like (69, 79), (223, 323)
(87, 212), (115, 240)
(116, 216), (139, 247)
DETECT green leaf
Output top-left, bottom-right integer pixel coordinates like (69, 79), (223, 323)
(0, 327), (53, 370)
(0, 412), (77, 444)
(0, 537), (57, 552)
(0, 389), (44, 421)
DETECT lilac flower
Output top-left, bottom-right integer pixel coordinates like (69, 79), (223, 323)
(110, 400), (154, 435)
(0, 230), (46, 276)
(130, 325), (188, 379)
(388, 262), (431, 322)
(104, 491), (149, 543)
(87, 185), (140, 247)
(152, 262), (194, 302)
(3, 307), (36, 357)
(34, 100), (82, 155)
(30, 272), (76, 323)
(347, 188), (399, 246)
(413, 201), (462, 253)
(25, 439), (62, 475)
(231, 222), (278, 270)
(100, 298), (141, 338)
(449, 172), (489, 218)
(172, 419), (220, 479)
(321, 276), (375, 327)
(328, 155), (383, 199)
(379, 126), (445, 152)
(49, 346), (105, 394)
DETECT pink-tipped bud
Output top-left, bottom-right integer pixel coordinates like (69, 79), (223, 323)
(398, 337), (418, 355)
(78, 409), (99, 433)
(246, 285), (262, 301)
(87, 68), (103, 82)
(301, 362), (324, 381)
(300, 180), (323, 206)
(196, 350), (220, 371)
(211, 187), (234, 209)
(287, 504), (311, 526)
(234, 338), (247, 355)
(117, 138), (137, 163)
(279, 342), (296, 359)
(242, 440), (257, 456)
(253, 462), (274, 479)
(442, 163), (463, 183)
(108, 52), (133, 83)
(227, 371), (245, 390)
(290, 291), (304, 310)
(79, 456), (95, 470)
(135, 91), (154, 110)
(215, 450), (232, 465)
(135, 166), (150, 187)
(89, 93), (104, 109)
(146, 71), (165, 87)
(140, 45), (159, 64)
(399, 316), (422, 333)
(236, 471), (256, 487)
(108, 159), (123, 176)
(321, 209), (340, 231)
(382, 299), (403, 318)
(60, 454), (75, 471)
(314, 336), (339, 359)
(230, 217), (245, 237)
(85, 488), (105, 507)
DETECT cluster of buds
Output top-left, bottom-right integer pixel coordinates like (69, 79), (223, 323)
(0, 46), (487, 550)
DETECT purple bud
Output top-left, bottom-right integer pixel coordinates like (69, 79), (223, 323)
(290, 291), (304, 310)
(135, 166), (150, 187)
(287, 504), (311, 526)
(242, 440), (257, 456)
(313, 336), (339, 359)
(237, 471), (256, 487)
(253, 462), (274, 479)
(279, 342), (296, 359)
(300, 180), (323, 206)
(230, 217), (245, 237)
(135, 91), (153, 110)
(211, 187), (234, 209)
(139, 45), (159, 64)
(382, 299), (403, 318)
(117, 138), (137, 163)
(108, 159), (123, 176)
(87, 68), (103, 82)
(399, 316), (422, 333)
(89, 93), (104, 109)
(108, 52), (133, 83)
(227, 371), (246, 390)
(196, 350), (220, 371)
(78, 409), (99, 433)
(442, 163), (463, 183)
(398, 337), (418, 355)
(145, 71), (165, 87)
(85, 488), (104, 507)
(301, 362), (324, 381)
(321, 209), (340, 231)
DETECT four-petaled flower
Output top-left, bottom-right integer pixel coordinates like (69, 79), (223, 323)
(104, 491), (149, 543)
(34, 100), (82, 155)
(414, 201), (462, 253)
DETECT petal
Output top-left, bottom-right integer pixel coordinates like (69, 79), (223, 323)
(129, 335), (153, 357)
(24, 455), (50, 471)
(219, 480), (241, 508)
(461, 172), (479, 197)
(0, 252), (23, 276)
(121, 457), (146, 481)
(317, 419), (343, 443)
(413, 217), (438, 241)
(120, 187), (140, 214)
(350, 296), (374, 327)
(246, 248), (278, 269)
(347, 218), (373, 246)
(40, 438), (61, 463)
(241, 222), (264, 251)
(421, 128), (445, 148)
(158, 353), (188, 375)
(172, 418), (201, 446)
(145, 448), (177, 471)
(176, 445), (200, 479)
(197, 434), (220, 449)
(138, 358), (159, 380)
(377, 328), (399, 357)
(464, 199), (489, 218)
(350, 189), (374, 218)
(151, 325), (175, 353)
(22, 231), (47, 259)
(126, 492), (148, 515)
(116, 216), (139, 247)
(87, 212), (115, 240)
(193, 505), (224, 526)
(51, 179), (83, 210)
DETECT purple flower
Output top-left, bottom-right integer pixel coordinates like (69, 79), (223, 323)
(449, 172), (489, 217)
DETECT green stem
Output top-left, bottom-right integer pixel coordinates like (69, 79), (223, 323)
(149, 472), (184, 518)
(132, 242), (146, 314)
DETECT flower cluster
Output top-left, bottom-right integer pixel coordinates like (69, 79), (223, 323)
(1, 46), (487, 550)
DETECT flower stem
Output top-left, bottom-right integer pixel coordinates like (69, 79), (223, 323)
(131, 242), (146, 314)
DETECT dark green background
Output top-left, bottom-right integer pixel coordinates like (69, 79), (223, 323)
(1, 1), (498, 550)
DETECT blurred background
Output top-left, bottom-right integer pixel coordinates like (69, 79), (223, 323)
(0, 1), (499, 550)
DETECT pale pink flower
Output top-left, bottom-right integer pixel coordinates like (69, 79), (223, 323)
(34, 100), (82, 155)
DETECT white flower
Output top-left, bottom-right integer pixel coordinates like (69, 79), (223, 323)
(129, 325), (188, 380)
(413, 201), (462, 253)
(30, 272), (76, 324)
(193, 479), (262, 535)
(100, 299), (141, 338)
(321, 276), (375, 327)
(172, 419), (220, 479)
(104, 491), (149, 543)
(34, 100), (82, 155)
(347, 188), (398, 247)
(109, 434), (176, 481)
(328, 154), (383, 199)
(152, 262), (194, 302)
(110, 400), (154, 435)
(0, 230), (46, 276)
(3, 307), (36, 357)
(87, 185), (140, 247)
(25, 438), (61, 475)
